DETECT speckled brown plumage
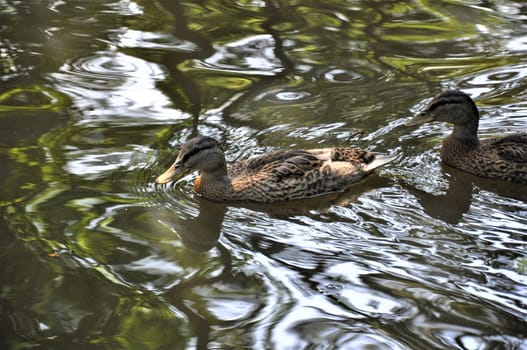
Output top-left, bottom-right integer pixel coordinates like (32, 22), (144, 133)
(155, 136), (394, 202)
(406, 90), (527, 183)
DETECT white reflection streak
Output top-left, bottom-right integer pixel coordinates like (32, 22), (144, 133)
(107, 0), (144, 16)
(202, 34), (283, 75)
(54, 50), (184, 122)
(114, 29), (198, 52)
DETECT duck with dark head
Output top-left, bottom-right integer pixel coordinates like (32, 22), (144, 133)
(406, 90), (527, 184)
(155, 136), (395, 202)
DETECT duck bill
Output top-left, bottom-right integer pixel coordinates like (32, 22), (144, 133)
(404, 112), (434, 127)
(155, 161), (186, 184)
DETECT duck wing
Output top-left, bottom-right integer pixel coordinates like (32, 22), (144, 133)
(231, 148), (392, 178)
(241, 150), (323, 180)
(226, 148), (394, 202)
(488, 134), (527, 163)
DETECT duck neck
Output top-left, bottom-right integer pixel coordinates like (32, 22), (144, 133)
(449, 100), (480, 143)
(194, 165), (232, 200)
(441, 120), (481, 165)
(201, 166), (230, 184)
(451, 120), (479, 142)
(448, 119), (480, 150)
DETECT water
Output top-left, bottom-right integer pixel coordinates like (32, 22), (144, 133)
(1, 0), (527, 349)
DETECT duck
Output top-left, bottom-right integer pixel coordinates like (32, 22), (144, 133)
(406, 90), (527, 183)
(155, 136), (395, 202)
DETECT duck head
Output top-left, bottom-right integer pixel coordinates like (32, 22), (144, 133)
(155, 136), (227, 184)
(406, 90), (480, 127)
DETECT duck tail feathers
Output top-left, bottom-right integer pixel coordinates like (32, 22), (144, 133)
(363, 154), (396, 172)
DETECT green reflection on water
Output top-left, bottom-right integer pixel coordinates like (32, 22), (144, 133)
(112, 301), (189, 350)
(123, 0), (175, 32)
(0, 86), (71, 112)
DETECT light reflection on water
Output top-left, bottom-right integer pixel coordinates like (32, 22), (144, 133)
(1, 0), (527, 349)
(52, 51), (184, 123)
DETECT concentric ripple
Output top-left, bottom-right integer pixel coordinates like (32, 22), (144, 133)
(51, 51), (185, 124)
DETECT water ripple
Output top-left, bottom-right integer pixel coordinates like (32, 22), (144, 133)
(51, 51), (185, 124)
(190, 34), (283, 76)
(462, 63), (527, 91)
(109, 29), (198, 52)
(323, 68), (366, 83)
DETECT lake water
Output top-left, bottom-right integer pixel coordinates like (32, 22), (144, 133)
(1, 1), (527, 349)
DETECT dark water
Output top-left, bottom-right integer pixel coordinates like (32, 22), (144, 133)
(1, 0), (527, 349)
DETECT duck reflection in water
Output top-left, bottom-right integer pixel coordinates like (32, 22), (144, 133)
(157, 197), (228, 252)
(158, 175), (392, 252)
(404, 164), (527, 224)
(156, 197), (232, 350)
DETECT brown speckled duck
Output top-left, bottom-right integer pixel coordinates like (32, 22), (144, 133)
(155, 136), (394, 202)
(406, 90), (527, 183)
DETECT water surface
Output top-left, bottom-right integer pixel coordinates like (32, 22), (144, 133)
(1, 1), (527, 349)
